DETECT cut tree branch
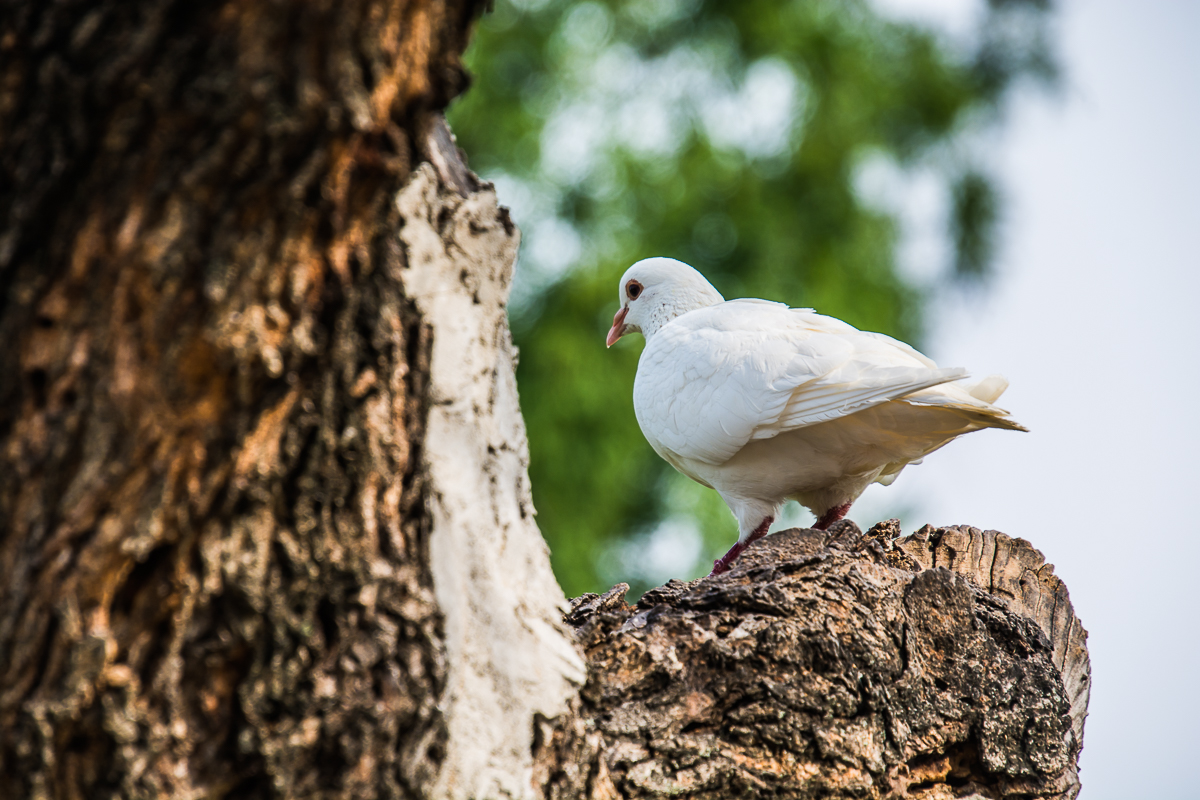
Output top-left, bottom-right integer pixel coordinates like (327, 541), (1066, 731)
(536, 521), (1089, 800)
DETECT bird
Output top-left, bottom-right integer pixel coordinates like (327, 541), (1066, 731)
(605, 257), (1027, 575)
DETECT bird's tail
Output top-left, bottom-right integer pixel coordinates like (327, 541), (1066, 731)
(964, 374), (1010, 404)
(957, 407), (1029, 433)
(904, 373), (1029, 432)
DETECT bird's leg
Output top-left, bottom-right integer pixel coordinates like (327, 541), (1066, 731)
(710, 516), (774, 575)
(812, 502), (852, 531)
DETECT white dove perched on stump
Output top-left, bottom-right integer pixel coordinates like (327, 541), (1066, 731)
(605, 257), (1027, 575)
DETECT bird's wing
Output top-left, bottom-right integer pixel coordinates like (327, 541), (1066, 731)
(633, 301), (967, 465)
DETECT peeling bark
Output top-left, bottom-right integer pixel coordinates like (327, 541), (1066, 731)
(539, 522), (1089, 800)
(396, 166), (585, 800)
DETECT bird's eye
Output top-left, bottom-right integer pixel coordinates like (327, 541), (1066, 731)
(627, 281), (642, 300)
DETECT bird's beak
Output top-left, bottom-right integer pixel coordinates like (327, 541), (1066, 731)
(606, 306), (629, 348)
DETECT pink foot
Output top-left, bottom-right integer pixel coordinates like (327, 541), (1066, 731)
(710, 516), (774, 575)
(813, 502), (852, 531)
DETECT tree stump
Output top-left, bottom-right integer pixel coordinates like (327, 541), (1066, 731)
(538, 521), (1089, 800)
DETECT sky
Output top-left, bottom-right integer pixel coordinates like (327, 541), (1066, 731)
(868, 0), (1200, 797)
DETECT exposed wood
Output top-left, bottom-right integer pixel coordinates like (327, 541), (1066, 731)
(539, 522), (1088, 800)
(396, 164), (585, 799)
(894, 522), (1091, 768)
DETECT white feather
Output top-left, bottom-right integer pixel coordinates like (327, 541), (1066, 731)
(610, 258), (1027, 544)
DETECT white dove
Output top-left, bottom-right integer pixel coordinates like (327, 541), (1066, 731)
(605, 257), (1027, 575)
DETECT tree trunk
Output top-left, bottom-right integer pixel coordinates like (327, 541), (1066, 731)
(0, 3), (1090, 799)
(0, 2), (580, 798)
(537, 522), (1089, 800)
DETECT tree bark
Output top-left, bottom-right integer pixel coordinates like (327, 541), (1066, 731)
(538, 522), (1089, 800)
(0, 2), (581, 798)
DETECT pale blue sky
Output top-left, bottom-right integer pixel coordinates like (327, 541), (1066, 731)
(871, 1), (1200, 796)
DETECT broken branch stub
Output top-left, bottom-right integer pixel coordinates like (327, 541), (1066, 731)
(538, 522), (1089, 800)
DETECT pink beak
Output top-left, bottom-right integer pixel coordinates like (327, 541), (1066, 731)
(606, 307), (629, 348)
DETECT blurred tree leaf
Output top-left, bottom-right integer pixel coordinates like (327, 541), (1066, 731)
(951, 169), (1000, 280)
(448, 0), (1056, 596)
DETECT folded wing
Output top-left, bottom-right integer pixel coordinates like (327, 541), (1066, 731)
(633, 301), (971, 465)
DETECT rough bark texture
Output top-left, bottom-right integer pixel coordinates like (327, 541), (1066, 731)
(537, 521), (1089, 800)
(0, 2), (583, 798)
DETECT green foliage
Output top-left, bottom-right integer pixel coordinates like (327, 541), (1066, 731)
(951, 169), (1000, 279)
(448, 0), (1055, 596)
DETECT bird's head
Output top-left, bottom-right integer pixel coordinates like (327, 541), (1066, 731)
(606, 257), (725, 347)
